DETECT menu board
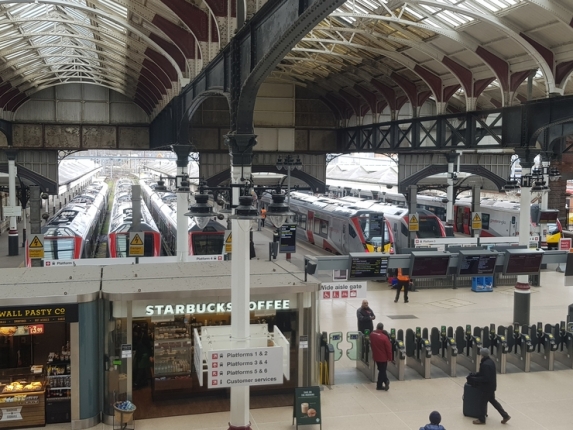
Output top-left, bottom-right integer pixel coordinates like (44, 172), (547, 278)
(348, 253), (389, 280)
(458, 252), (498, 275)
(410, 252), (451, 278)
(504, 250), (544, 275)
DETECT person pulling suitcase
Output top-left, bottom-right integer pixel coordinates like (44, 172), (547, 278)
(466, 348), (511, 425)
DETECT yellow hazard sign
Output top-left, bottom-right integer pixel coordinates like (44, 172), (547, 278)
(224, 231), (232, 253)
(129, 232), (144, 257)
(409, 214), (419, 232)
(471, 212), (482, 230)
(28, 234), (44, 259)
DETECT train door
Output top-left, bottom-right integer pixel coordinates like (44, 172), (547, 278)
(455, 206), (471, 234)
(332, 218), (343, 251)
(144, 232), (155, 256)
(455, 206), (464, 233)
(307, 211), (315, 244)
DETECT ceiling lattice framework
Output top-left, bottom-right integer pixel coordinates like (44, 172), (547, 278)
(0, 0), (244, 118)
(273, 0), (573, 120)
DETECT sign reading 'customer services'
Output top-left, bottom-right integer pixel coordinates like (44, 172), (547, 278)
(207, 347), (283, 388)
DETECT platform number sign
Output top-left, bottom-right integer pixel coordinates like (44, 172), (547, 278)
(28, 234), (44, 259)
(129, 232), (144, 257)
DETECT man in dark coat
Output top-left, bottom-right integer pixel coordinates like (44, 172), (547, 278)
(370, 323), (393, 391)
(470, 348), (511, 425)
(356, 300), (375, 333)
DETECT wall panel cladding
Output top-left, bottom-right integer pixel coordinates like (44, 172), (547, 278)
(56, 84), (83, 100)
(84, 102), (109, 123)
(110, 103), (148, 124)
(295, 99), (337, 128)
(16, 100), (56, 122)
(45, 125), (80, 148)
(118, 127), (149, 149)
(82, 126), (116, 148)
(191, 128), (224, 151)
(307, 130), (336, 152)
(13, 124), (43, 147)
(57, 101), (82, 122)
(0, 132), (8, 147)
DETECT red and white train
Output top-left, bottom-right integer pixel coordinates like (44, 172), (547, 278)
(107, 178), (161, 257)
(28, 181), (109, 265)
(140, 180), (226, 256)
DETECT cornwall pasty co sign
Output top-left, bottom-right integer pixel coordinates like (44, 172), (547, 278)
(145, 300), (291, 316)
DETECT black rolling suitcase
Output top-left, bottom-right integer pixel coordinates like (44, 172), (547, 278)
(463, 383), (482, 418)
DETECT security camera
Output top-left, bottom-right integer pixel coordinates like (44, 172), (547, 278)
(41, 213), (49, 220)
(41, 193), (49, 200)
(217, 214), (225, 220)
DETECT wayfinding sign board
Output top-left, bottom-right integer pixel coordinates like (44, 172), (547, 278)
(207, 347), (283, 388)
(457, 250), (498, 276)
(279, 223), (297, 253)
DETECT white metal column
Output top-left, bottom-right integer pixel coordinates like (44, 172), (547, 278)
(177, 165), (188, 262)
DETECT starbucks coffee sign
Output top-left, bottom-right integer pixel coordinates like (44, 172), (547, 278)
(145, 300), (290, 316)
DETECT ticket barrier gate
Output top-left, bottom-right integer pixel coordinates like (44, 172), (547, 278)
(405, 328), (432, 379)
(455, 325), (482, 374)
(356, 331), (377, 382)
(524, 323), (557, 371)
(503, 325), (534, 372)
(551, 322), (573, 368)
(430, 326), (458, 377)
(387, 329), (406, 381)
(481, 324), (508, 374)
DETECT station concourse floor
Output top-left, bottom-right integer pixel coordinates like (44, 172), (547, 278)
(3, 225), (572, 430)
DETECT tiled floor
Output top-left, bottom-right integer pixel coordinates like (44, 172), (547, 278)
(14, 230), (573, 430)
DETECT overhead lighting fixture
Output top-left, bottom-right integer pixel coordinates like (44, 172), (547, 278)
(185, 194), (215, 230)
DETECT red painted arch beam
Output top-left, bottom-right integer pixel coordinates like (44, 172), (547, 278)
(145, 48), (179, 82)
(443, 84), (460, 104)
(0, 87), (20, 108)
(475, 47), (509, 91)
(204, 0), (235, 17)
(396, 96), (408, 111)
(161, 0), (218, 43)
(417, 90), (432, 106)
(149, 33), (187, 72)
(442, 56), (472, 95)
(8, 93), (29, 112)
(339, 89), (362, 116)
(556, 60), (573, 86)
(134, 95), (153, 114)
(413, 65), (442, 102)
(324, 93), (353, 119)
(139, 66), (168, 96)
(353, 84), (378, 115)
(152, 15), (199, 60)
(510, 69), (536, 92)
(519, 33), (554, 73)
(391, 72), (418, 108)
(134, 87), (157, 111)
(474, 77), (495, 99)
(142, 58), (172, 91)
(370, 79), (396, 111)
(137, 75), (162, 102)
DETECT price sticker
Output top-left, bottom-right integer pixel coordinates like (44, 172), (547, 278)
(28, 324), (44, 335)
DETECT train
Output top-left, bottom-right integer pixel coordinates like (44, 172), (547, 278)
(260, 191), (446, 255)
(332, 188), (562, 249)
(107, 178), (161, 257)
(139, 180), (226, 256)
(30, 180), (109, 265)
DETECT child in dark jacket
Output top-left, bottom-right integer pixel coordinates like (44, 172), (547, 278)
(419, 411), (445, 430)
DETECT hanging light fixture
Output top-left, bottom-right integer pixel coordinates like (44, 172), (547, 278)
(185, 194), (215, 230)
(266, 193), (294, 228)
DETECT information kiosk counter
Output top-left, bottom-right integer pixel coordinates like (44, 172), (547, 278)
(101, 260), (320, 422)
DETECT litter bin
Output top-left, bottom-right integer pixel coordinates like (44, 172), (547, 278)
(113, 401), (136, 430)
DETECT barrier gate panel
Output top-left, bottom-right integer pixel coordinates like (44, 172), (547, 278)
(405, 329), (415, 357)
(430, 328), (441, 356)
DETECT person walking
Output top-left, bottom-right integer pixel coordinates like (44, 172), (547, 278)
(420, 411), (446, 430)
(370, 323), (392, 391)
(394, 268), (410, 303)
(356, 300), (375, 333)
(260, 207), (267, 227)
(469, 348), (511, 425)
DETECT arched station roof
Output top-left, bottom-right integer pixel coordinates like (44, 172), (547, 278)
(0, 0), (240, 118)
(272, 0), (573, 117)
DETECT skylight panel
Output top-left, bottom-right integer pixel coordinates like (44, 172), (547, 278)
(99, 16), (125, 33)
(100, 0), (128, 18)
(62, 6), (90, 24)
(5, 50), (31, 60)
(30, 21), (53, 33)
(359, 0), (379, 11)
(0, 38), (22, 50)
(33, 35), (60, 45)
(479, 0), (501, 12)
(19, 3), (51, 19)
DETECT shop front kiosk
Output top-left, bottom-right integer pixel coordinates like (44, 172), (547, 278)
(0, 266), (101, 430)
(101, 260), (320, 423)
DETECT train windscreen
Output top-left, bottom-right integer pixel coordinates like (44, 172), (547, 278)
(417, 216), (443, 238)
(44, 238), (75, 260)
(192, 233), (225, 255)
(115, 235), (128, 257)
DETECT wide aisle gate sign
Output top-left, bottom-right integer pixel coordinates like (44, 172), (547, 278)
(207, 347), (283, 388)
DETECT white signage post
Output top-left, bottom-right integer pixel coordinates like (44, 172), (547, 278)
(207, 347), (283, 388)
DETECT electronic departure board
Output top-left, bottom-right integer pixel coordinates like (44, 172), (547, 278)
(410, 252), (452, 278)
(458, 251), (498, 275)
(348, 252), (389, 280)
(503, 249), (544, 275)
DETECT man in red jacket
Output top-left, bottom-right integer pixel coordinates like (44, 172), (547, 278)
(370, 322), (393, 391)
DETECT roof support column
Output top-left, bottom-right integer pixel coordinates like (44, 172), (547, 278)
(513, 151), (535, 326)
(445, 152), (458, 225)
(5, 149), (19, 256)
(172, 145), (194, 262)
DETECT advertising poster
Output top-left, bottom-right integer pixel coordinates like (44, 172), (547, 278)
(293, 386), (321, 427)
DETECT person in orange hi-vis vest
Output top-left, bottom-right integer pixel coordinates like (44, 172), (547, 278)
(394, 268), (410, 303)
